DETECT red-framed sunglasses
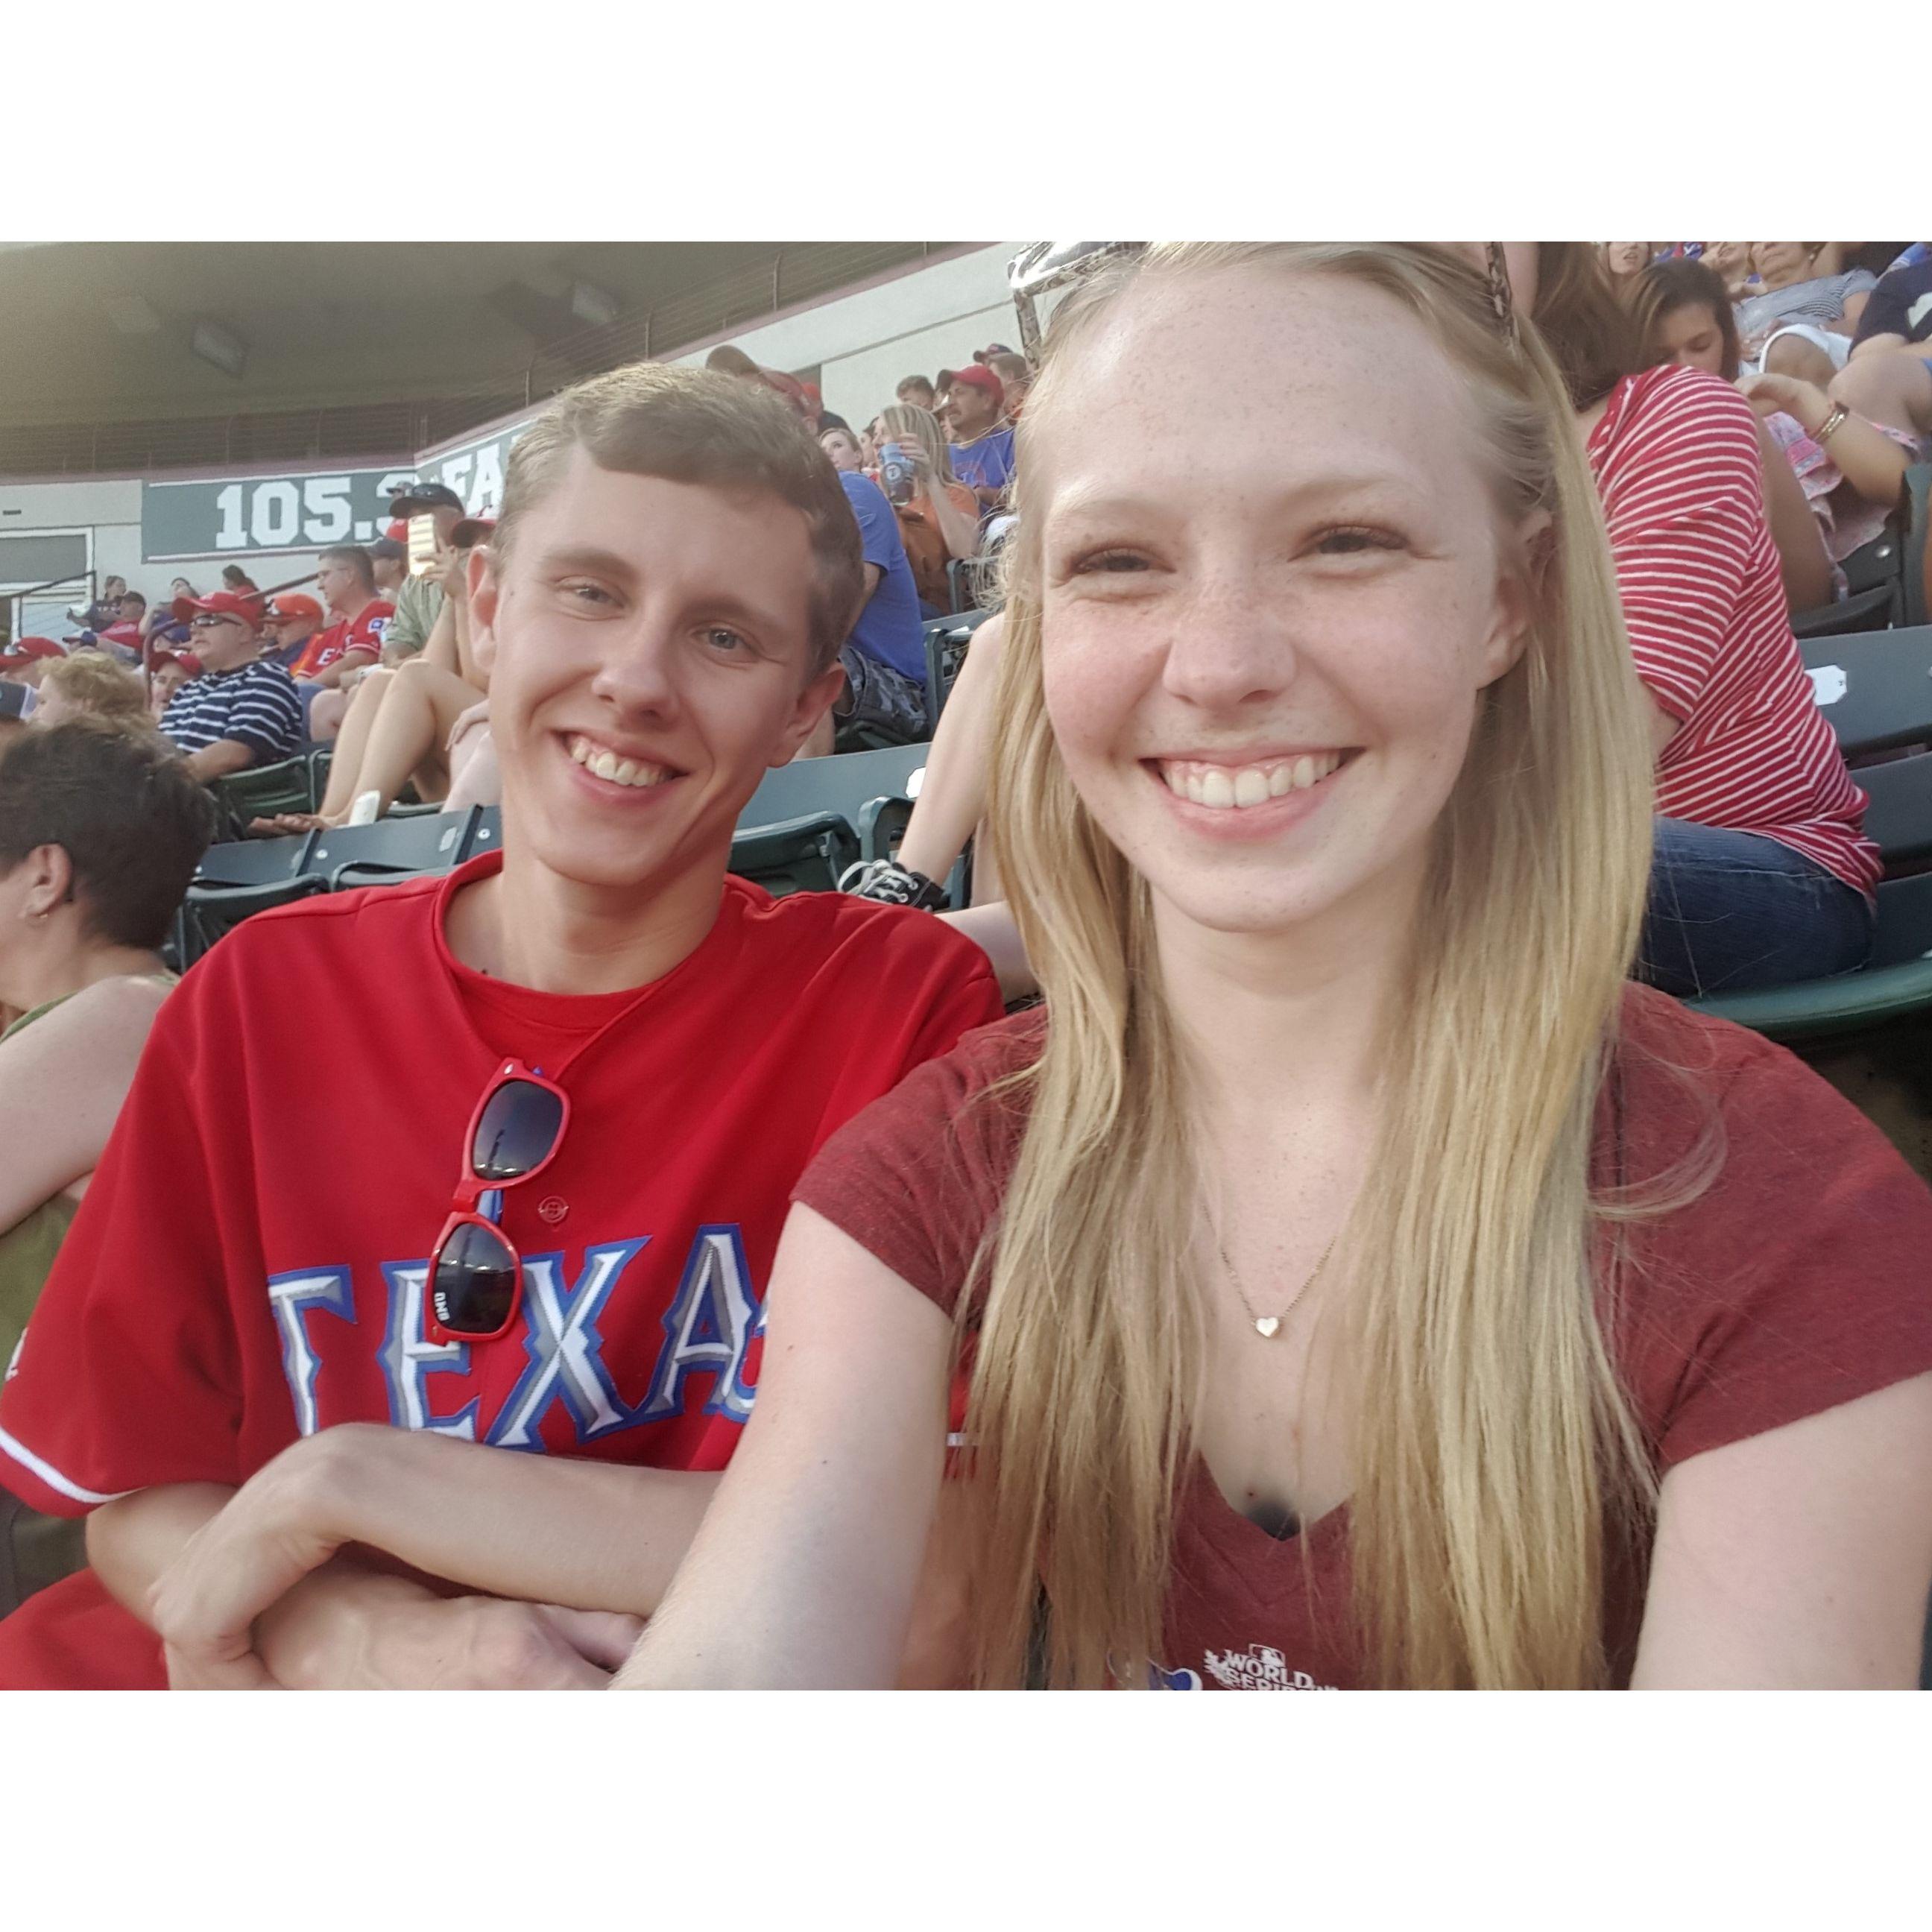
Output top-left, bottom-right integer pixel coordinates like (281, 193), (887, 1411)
(425, 1058), (571, 1345)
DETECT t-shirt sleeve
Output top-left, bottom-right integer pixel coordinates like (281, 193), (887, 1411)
(1629, 1031), (1932, 1471)
(842, 473), (902, 574)
(1852, 265), (1928, 346)
(381, 582), (429, 660)
(1596, 373), (1760, 724)
(795, 1013), (1038, 1316)
(0, 953), (256, 1516)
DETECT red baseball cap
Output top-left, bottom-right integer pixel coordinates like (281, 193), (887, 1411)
(385, 520), (410, 544)
(266, 593), (323, 623)
(149, 649), (200, 680)
(949, 364), (1005, 408)
(172, 590), (262, 625)
(0, 636), (65, 669)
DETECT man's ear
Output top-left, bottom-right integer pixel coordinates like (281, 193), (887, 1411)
(21, 843), (72, 919)
(768, 661), (849, 768)
(467, 546), (500, 674)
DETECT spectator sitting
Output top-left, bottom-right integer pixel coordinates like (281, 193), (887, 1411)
(895, 373), (936, 411)
(294, 546), (394, 744)
(874, 402), (982, 616)
(382, 482), (467, 663)
(1736, 244), (1876, 378)
(940, 364), (1016, 511)
(1599, 242), (1652, 292)
(141, 580), (197, 647)
(0, 638), (66, 692)
(369, 532), (408, 599)
(146, 649), (196, 722)
(95, 593), (148, 663)
(0, 719), (213, 1612)
(261, 593), (324, 670)
(1824, 253), (1932, 461)
(64, 575), (126, 634)
(252, 520), (493, 833)
(31, 651), (151, 733)
(819, 426), (865, 473)
(158, 590), (303, 783)
(1849, 247), (1932, 357)
(0, 358), (1002, 1692)
(985, 351), (1034, 420)
(798, 466), (931, 757)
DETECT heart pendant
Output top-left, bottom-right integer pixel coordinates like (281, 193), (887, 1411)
(1254, 1316), (1282, 1339)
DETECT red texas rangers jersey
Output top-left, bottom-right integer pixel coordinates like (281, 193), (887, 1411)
(293, 597), (394, 678)
(0, 854), (1002, 1686)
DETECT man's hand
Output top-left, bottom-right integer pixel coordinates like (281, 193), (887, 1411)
(246, 1561), (644, 1690)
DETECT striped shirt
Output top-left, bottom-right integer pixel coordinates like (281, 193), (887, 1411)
(1733, 270), (1875, 353)
(160, 657), (304, 766)
(1587, 365), (1879, 900)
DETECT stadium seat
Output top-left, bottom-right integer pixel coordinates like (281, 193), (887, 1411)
(192, 830), (318, 888)
(742, 742), (932, 831)
(207, 757), (312, 841)
(923, 613), (989, 734)
(309, 808), (479, 891)
(177, 873), (329, 969)
(1800, 626), (1932, 760)
(1905, 463), (1931, 630)
(1853, 751), (1932, 869)
(305, 745), (332, 812)
(728, 811), (859, 896)
(467, 806), (502, 860)
(1790, 581), (1898, 640)
(858, 794), (914, 865)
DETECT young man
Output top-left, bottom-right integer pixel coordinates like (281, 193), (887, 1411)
(382, 483), (467, 663)
(939, 364), (1015, 511)
(155, 590), (303, 782)
(895, 374), (935, 411)
(368, 534), (408, 599)
(261, 592), (325, 670)
(0, 362), (1003, 1690)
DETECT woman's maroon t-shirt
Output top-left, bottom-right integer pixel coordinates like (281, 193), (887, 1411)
(795, 985), (1932, 1689)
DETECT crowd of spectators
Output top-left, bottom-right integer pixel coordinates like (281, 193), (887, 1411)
(0, 242), (1928, 1690)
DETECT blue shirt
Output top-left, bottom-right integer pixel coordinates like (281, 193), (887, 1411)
(948, 425), (1016, 497)
(839, 473), (927, 685)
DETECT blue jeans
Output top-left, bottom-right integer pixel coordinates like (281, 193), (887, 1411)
(1640, 818), (1875, 997)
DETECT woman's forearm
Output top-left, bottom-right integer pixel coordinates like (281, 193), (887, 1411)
(931, 487), (984, 563)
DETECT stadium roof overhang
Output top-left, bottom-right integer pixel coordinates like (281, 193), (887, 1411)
(0, 241), (933, 431)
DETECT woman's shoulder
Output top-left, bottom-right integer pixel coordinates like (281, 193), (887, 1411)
(1594, 364), (1758, 480)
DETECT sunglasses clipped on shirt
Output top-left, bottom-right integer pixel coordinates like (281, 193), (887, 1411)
(425, 1059), (570, 1345)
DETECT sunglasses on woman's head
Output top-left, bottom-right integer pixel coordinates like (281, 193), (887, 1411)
(425, 1059), (570, 1345)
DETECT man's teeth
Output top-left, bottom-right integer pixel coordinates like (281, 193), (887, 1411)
(1158, 751), (1344, 809)
(568, 736), (672, 789)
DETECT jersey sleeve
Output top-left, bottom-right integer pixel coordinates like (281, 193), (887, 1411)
(795, 1011), (1039, 1316)
(1628, 1034), (1932, 1471)
(1596, 372), (1761, 724)
(0, 953), (257, 1516)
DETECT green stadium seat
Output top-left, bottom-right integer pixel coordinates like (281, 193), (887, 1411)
(742, 742), (932, 831)
(207, 757), (312, 841)
(1800, 626), (1932, 760)
(308, 808), (479, 891)
(1905, 463), (1931, 630)
(728, 811), (859, 897)
(1854, 751), (1932, 868)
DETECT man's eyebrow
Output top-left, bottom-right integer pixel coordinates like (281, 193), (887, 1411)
(531, 545), (798, 634)
(533, 544), (640, 581)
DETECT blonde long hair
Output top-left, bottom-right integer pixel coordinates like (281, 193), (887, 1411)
(877, 402), (958, 485)
(966, 243), (1665, 1690)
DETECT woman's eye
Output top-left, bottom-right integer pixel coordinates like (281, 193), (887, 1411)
(1313, 526), (1401, 557)
(1070, 549), (1151, 575)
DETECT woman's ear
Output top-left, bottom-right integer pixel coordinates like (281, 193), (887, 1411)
(1478, 511), (1553, 688)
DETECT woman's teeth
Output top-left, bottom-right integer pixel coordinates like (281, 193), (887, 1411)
(1158, 751), (1344, 809)
(568, 736), (672, 789)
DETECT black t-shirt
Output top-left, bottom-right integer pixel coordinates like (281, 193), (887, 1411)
(1853, 259), (1932, 347)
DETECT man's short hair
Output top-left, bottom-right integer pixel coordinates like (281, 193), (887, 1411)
(493, 361), (865, 679)
(0, 719), (215, 949)
(318, 545), (377, 593)
(119, 591), (147, 611)
(987, 352), (1031, 389)
(895, 374), (935, 400)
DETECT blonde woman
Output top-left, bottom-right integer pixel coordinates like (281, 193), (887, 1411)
(619, 244), (1932, 1691)
(31, 650), (152, 732)
(874, 402), (983, 614)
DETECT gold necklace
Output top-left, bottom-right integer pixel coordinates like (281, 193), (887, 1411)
(1216, 1228), (1341, 1340)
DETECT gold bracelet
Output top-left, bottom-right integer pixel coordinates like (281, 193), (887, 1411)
(1815, 404), (1850, 445)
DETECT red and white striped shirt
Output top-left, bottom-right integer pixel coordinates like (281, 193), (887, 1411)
(1587, 364), (1878, 900)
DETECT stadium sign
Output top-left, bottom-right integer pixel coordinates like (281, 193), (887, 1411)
(139, 417), (532, 564)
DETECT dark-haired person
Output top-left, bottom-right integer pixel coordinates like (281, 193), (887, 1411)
(158, 590), (304, 783)
(895, 374), (936, 411)
(0, 362), (1003, 1690)
(382, 483), (467, 664)
(940, 364), (1014, 511)
(0, 721), (215, 1611)
(64, 575), (126, 634)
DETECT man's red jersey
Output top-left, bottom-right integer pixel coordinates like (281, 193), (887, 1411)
(293, 598), (394, 678)
(0, 854), (1003, 1686)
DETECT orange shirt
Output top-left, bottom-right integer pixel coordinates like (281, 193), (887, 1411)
(894, 482), (978, 611)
